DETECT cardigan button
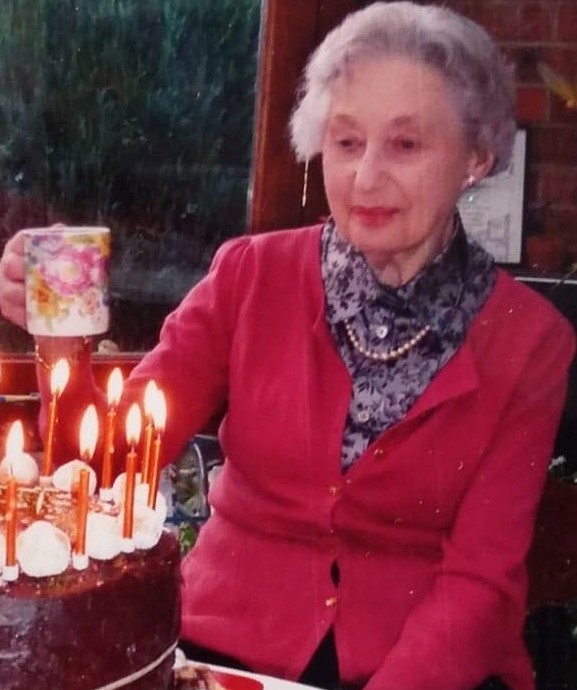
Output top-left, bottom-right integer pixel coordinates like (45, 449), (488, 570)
(329, 485), (341, 496)
(325, 596), (337, 607)
(373, 447), (386, 459)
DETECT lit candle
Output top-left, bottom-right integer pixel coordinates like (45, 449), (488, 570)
(147, 388), (167, 509)
(72, 469), (89, 570)
(41, 359), (70, 482)
(79, 405), (98, 464)
(51, 405), (98, 496)
(140, 380), (157, 485)
(0, 421), (39, 487)
(122, 403), (141, 553)
(101, 368), (123, 501)
(7, 476), (16, 513)
(5, 511), (16, 565)
(79, 409), (96, 563)
(4, 476), (18, 581)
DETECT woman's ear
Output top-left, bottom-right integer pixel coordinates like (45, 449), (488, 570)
(468, 149), (496, 183)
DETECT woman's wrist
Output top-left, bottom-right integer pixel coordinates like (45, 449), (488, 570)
(34, 336), (93, 371)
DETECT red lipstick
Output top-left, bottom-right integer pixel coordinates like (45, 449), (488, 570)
(351, 206), (399, 227)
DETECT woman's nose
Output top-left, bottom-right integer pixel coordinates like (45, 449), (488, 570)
(354, 149), (385, 191)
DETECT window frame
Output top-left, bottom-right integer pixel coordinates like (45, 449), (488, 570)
(248, 0), (360, 233)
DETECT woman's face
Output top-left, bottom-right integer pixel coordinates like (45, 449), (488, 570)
(321, 55), (491, 285)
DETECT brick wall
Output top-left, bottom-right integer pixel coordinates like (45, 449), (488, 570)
(445, 0), (577, 269)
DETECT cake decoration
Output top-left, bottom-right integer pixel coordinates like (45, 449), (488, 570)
(0, 370), (181, 690)
(17, 519), (70, 577)
(52, 459), (98, 494)
(0, 421), (39, 486)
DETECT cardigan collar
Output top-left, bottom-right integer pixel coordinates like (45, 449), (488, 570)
(322, 213), (494, 340)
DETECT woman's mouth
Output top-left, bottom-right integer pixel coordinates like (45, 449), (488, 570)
(351, 206), (399, 227)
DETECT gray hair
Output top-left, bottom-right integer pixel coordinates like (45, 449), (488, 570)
(289, 1), (516, 175)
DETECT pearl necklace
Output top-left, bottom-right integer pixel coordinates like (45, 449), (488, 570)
(344, 319), (431, 362)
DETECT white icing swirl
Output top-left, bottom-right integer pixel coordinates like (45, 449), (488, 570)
(134, 482), (167, 524)
(117, 503), (164, 550)
(0, 453), (39, 487)
(111, 471), (143, 506)
(17, 521), (71, 577)
(85, 512), (122, 561)
(52, 460), (97, 494)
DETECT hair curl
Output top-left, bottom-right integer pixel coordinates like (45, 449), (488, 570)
(289, 1), (516, 175)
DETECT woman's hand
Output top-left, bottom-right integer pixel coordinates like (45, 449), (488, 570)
(0, 230), (26, 329)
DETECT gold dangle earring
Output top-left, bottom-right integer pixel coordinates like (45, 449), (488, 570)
(301, 160), (310, 209)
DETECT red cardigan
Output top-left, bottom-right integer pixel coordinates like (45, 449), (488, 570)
(47, 226), (575, 690)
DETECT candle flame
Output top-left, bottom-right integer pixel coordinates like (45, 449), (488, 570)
(125, 403), (142, 446)
(150, 388), (167, 432)
(50, 359), (70, 396)
(6, 421), (24, 457)
(79, 404), (98, 461)
(107, 367), (124, 406)
(143, 380), (158, 416)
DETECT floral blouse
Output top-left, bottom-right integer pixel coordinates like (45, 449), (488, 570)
(321, 214), (496, 469)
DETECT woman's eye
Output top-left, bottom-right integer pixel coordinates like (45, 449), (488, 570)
(391, 137), (419, 152)
(335, 136), (360, 151)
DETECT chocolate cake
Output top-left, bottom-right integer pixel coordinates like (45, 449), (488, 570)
(0, 483), (181, 690)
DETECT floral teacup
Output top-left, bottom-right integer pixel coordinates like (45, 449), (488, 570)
(23, 226), (110, 336)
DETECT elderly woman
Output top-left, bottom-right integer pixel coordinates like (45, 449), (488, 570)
(0, 2), (574, 690)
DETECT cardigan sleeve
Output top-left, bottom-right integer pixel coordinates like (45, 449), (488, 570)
(40, 235), (250, 471)
(365, 316), (576, 690)
(117, 234), (251, 465)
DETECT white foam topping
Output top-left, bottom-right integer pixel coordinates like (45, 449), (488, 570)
(134, 482), (167, 524)
(52, 460), (98, 494)
(0, 453), (39, 487)
(111, 471), (143, 506)
(17, 521), (71, 577)
(85, 512), (122, 561)
(118, 503), (164, 550)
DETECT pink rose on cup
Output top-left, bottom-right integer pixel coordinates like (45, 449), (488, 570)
(39, 245), (106, 297)
(79, 287), (103, 317)
(24, 226), (110, 337)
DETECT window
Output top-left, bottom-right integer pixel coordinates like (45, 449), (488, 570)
(0, 0), (261, 352)
(2, 0), (575, 354)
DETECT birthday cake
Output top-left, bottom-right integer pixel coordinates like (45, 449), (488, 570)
(0, 473), (181, 690)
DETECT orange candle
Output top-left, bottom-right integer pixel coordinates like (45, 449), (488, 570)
(4, 476), (18, 578)
(7, 476), (16, 514)
(75, 469), (89, 555)
(147, 433), (162, 509)
(141, 420), (153, 484)
(5, 510), (16, 566)
(42, 359), (70, 479)
(123, 448), (137, 542)
(101, 408), (117, 488)
(141, 381), (158, 484)
(147, 388), (166, 509)
(101, 368), (123, 495)
(42, 397), (57, 477)
(122, 403), (141, 551)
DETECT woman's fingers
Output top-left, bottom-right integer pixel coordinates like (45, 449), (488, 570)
(0, 300), (27, 329)
(0, 230), (28, 328)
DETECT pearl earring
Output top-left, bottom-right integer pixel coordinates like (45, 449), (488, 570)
(466, 174), (476, 188)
